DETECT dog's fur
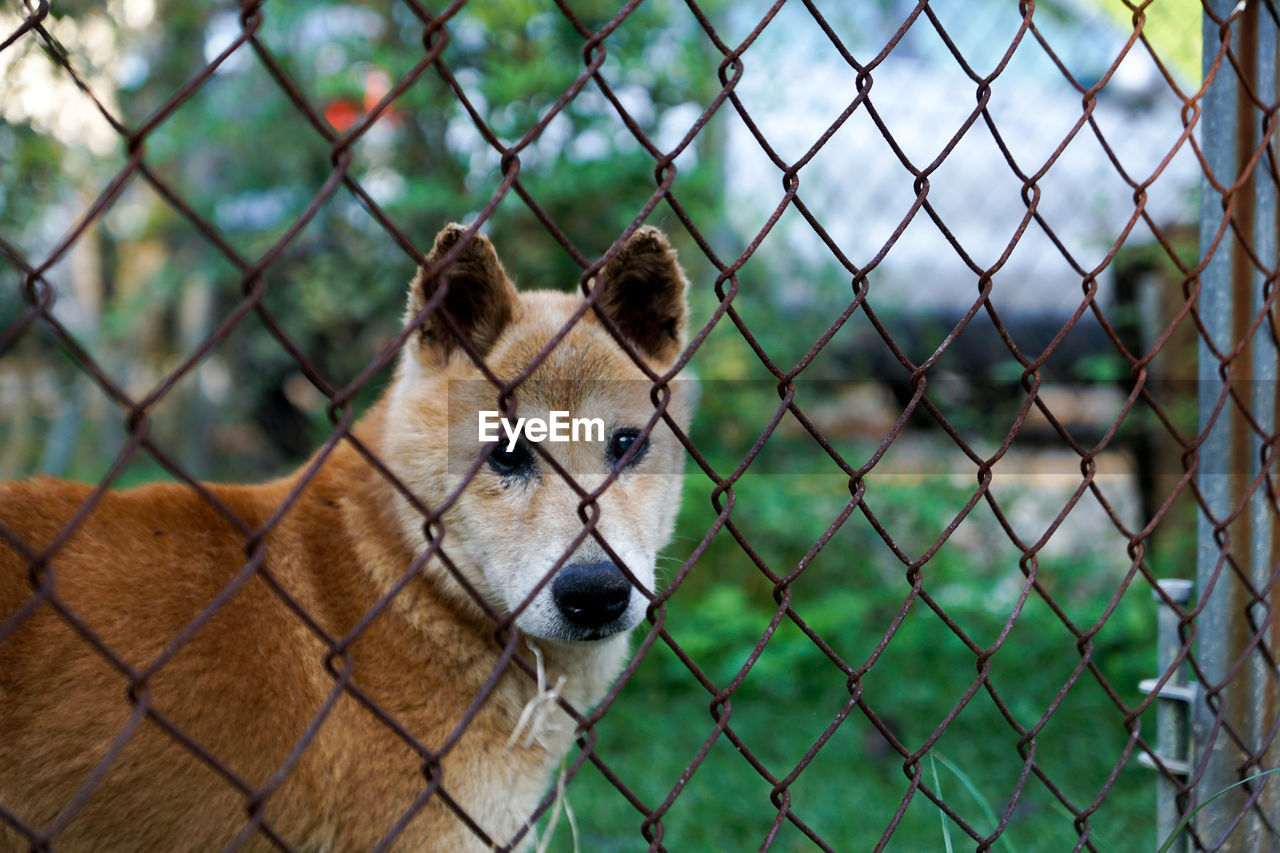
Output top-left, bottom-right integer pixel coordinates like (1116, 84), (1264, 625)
(0, 225), (691, 851)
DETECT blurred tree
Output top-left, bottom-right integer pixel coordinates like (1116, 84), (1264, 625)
(0, 0), (727, 480)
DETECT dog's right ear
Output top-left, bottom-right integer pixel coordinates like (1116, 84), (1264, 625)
(406, 224), (518, 365)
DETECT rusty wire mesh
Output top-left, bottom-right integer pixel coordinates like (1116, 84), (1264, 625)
(1, 0), (1279, 850)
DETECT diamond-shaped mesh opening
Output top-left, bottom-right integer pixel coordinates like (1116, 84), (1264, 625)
(129, 64), (339, 260)
(4, 1), (1280, 851)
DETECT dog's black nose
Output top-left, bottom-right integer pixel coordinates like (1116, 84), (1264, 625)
(552, 562), (631, 630)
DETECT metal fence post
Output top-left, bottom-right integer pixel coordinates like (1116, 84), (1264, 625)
(1197, 2), (1280, 850)
(1196, 1), (1241, 848)
(1247, 3), (1280, 848)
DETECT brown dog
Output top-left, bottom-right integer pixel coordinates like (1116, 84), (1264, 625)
(0, 225), (692, 851)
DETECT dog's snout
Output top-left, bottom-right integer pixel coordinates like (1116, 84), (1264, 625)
(552, 562), (631, 630)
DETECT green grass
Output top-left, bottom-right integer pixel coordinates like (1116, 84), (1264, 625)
(536, 451), (1160, 851)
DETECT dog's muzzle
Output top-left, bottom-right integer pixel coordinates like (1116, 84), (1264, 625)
(551, 561), (632, 636)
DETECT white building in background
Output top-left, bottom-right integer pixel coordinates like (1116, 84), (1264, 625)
(720, 0), (1200, 316)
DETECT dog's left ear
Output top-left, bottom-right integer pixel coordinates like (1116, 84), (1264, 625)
(592, 226), (688, 365)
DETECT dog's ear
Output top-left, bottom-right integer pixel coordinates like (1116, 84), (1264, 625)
(592, 226), (688, 365)
(407, 224), (518, 364)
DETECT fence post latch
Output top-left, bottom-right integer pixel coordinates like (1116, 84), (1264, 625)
(1137, 578), (1197, 853)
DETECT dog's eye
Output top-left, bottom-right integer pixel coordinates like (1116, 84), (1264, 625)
(487, 441), (534, 477)
(609, 429), (648, 468)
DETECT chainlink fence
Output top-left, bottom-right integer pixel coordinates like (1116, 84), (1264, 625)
(2, 0), (1279, 850)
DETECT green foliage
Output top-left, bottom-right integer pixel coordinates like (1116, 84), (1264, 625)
(2, 0), (728, 479)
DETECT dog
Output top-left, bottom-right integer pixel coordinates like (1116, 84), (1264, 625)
(0, 224), (692, 851)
